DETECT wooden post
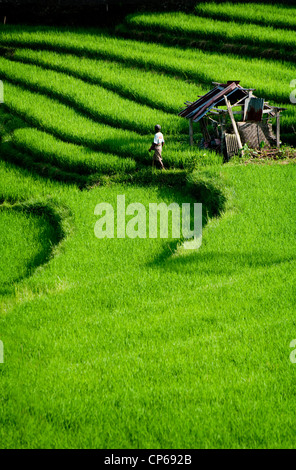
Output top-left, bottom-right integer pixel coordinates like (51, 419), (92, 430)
(220, 114), (226, 157)
(189, 118), (194, 146)
(200, 117), (210, 142)
(276, 112), (280, 148)
(224, 95), (243, 151)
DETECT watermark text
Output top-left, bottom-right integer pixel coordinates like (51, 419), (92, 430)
(94, 195), (202, 250)
(290, 339), (296, 363)
(0, 80), (3, 103)
(0, 340), (3, 363)
(290, 80), (296, 104)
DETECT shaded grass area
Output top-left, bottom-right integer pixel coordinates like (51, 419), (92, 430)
(0, 56), (186, 136)
(0, 108), (137, 176)
(0, 108), (134, 187)
(120, 7), (296, 65)
(116, 23), (296, 66)
(0, 107), (222, 194)
(0, 25), (294, 137)
(0, 208), (54, 292)
(1, 161), (296, 448)
(126, 12), (296, 51)
(0, 24), (293, 105)
(12, 129), (137, 176)
(0, 198), (72, 296)
(2, 82), (156, 164)
(0, 85), (219, 171)
(0, 47), (205, 115)
(195, 2), (296, 31)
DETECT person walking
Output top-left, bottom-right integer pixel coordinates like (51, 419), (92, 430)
(149, 124), (165, 170)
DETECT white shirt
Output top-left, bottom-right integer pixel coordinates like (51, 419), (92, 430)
(154, 132), (164, 145)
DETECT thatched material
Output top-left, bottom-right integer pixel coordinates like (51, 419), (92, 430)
(237, 120), (276, 149)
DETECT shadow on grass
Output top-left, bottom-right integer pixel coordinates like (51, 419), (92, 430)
(116, 24), (296, 65)
(2, 101), (157, 166)
(150, 249), (295, 274)
(0, 141), (89, 188)
(3, 51), (181, 116)
(1, 73), (187, 137)
(193, 5), (296, 32)
(0, 100), (229, 277)
(0, 200), (72, 296)
(0, 23), (294, 105)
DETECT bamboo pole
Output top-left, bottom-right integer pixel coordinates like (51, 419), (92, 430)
(189, 118), (194, 146)
(276, 112), (280, 148)
(224, 95), (243, 151)
(220, 114), (226, 157)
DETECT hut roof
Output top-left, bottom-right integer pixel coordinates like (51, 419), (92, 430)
(178, 81), (285, 123)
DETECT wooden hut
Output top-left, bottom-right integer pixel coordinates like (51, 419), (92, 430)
(179, 81), (286, 159)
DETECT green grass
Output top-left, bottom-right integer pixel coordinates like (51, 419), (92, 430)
(0, 25), (293, 105)
(1, 83), (220, 170)
(0, 206), (57, 292)
(5, 48), (205, 115)
(1, 10), (296, 449)
(1, 25), (294, 133)
(1, 160), (296, 448)
(3, 81), (155, 163)
(0, 107), (137, 177)
(195, 2), (296, 30)
(0, 56), (185, 136)
(126, 11), (296, 51)
(12, 128), (137, 175)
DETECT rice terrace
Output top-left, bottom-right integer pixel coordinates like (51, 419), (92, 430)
(0, 0), (296, 450)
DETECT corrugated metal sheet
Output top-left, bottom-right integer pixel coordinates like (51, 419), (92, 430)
(178, 81), (248, 123)
(225, 133), (239, 159)
(244, 97), (264, 121)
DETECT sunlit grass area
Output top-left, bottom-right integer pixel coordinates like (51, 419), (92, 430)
(1, 160), (296, 448)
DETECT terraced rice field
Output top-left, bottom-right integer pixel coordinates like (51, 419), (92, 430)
(195, 2), (296, 30)
(1, 3), (296, 448)
(126, 10), (296, 50)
